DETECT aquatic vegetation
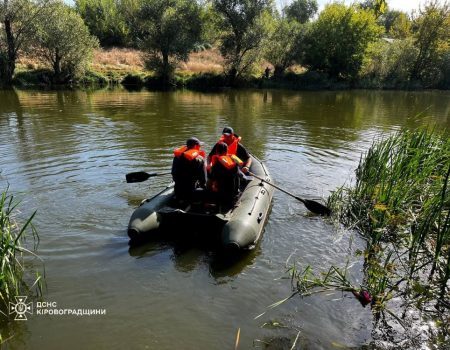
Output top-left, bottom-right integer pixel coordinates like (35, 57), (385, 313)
(280, 128), (449, 345)
(0, 188), (43, 313)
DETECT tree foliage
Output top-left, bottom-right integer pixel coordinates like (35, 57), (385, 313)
(213, 0), (273, 80)
(388, 11), (412, 38)
(0, 0), (50, 84)
(301, 3), (383, 79)
(75, 0), (129, 47)
(264, 18), (304, 76)
(283, 0), (318, 24)
(137, 0), (202, 84)
(359, 0), (387, 18)
(410, 1), (450, 84)
(35, 1), (98, 83)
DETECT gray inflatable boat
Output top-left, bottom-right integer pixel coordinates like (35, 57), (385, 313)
(127, 155), (274, 250)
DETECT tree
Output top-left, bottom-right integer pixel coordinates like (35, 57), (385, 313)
(137, 0), (202, 85)
(35, 1), (98, 83)
(380, 10), (411, 38)
(213, 0), (273, 81)
(359, 0), (387, 18)
(410, 1), (450, 83)
(264, 19), (304, 76)
(283, 0), (317, 24)
(389, 11), (412, 38)
(301, 3), (383, 79)
(0, 0), (50, 85)
(75, 0), (129, 47)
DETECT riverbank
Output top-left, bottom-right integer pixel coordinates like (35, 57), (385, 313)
(12, 48), (448, 91)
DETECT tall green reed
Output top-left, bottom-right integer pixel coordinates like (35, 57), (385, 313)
(257, 129), (448, 345)
(0, 187), (42, 312)
(325, 128), (449, 318)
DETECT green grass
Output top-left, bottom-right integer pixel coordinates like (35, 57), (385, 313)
(0, 188), (42, 314)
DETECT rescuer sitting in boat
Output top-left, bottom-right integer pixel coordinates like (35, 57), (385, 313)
(207, 142), (243, 207)
(171, 137), (206, 204)
(207, 127), (252, 174)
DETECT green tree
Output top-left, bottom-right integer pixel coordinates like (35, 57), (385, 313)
(213, 0), (273, 81)
(302, 3), (383, 79)
(359, 0), (387, 18)
(0, 0), (50, 85)
(75, 0), (129, 47)
(283, 0), (318, 24)
(35, 1), (98, 83)
(387, 11), (412, 38)
(137, 0), (202, 85)
(264, 18), (304, 76)
(410, 1), (450, 84)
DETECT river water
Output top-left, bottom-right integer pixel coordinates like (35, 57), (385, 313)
(0, 89), (449, 349)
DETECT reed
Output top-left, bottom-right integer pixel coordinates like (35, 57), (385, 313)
(324, 128), (449, 321)
(0, 188), (42, 311)
(272, 128), (448, 343)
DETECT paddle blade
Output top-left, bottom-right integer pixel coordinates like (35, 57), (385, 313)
(126, 171), (154, 183)
(304, 199), (331, 216)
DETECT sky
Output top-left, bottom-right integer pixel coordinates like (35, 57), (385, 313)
(279, 0), (428, 13)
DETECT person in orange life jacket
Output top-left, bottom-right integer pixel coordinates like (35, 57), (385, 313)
(171, 137), (206, 202)
(208, 142), (242, 205)
(207, 127), (252, 174)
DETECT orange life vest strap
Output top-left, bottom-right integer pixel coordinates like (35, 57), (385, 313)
(174, 146), (204, 161)
(211, 155), (238, 170)
(218, 135), (242, 155)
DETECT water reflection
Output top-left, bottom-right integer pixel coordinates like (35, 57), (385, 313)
(1, 88), (449, 350)
(128, 239), (262, 281)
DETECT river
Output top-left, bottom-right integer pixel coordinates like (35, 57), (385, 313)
(0, 88), (449, 349)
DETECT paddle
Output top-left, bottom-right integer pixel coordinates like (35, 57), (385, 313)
(125, 171), (172, 183)
(247, 171), (331, 216)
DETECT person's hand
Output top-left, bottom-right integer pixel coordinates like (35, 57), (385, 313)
(242, 166), (249, 174)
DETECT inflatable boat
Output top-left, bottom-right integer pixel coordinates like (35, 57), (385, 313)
(127, 155), (273, 250)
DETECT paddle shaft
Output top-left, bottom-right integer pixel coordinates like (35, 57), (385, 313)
(248, 171), (306, 204)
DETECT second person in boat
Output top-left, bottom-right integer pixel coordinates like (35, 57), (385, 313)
(207, 126), (252, 174)
(207, 142), (242, 207)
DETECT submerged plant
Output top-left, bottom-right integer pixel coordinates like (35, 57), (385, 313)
(0, 187), (43, 314)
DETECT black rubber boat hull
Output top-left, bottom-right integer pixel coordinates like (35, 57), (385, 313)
(128, 155), (274, 249)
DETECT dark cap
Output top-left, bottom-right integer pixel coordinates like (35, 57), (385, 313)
(186, 137), (203, 148)
(216, 142), (228, 155)
(222, 127), (234, 136)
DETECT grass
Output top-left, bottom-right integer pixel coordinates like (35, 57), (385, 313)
(0, 187), (42, 316)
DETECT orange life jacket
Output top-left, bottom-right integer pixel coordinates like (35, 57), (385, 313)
(218, 135), (242, 155)
(209, 155), (241, 193)
(211, 154), (243, 170)
(173, 146), (205, 161)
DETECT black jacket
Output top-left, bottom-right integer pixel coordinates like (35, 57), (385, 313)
(171, 154), (206, 200)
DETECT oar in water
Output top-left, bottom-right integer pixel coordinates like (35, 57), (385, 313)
(247, 171), (331, 216)
(125, 171), (172, 183)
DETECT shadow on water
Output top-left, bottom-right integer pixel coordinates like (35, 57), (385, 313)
(128, 237), (262, 280)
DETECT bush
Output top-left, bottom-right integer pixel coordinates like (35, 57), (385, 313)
(121, 73), (145, 87)
(13, 69), (53, 87)
(77, 70), (108, 87)
(184, 73), (226, 90)
(302, 3), (383, 80)
(360, 38), (418, 88)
